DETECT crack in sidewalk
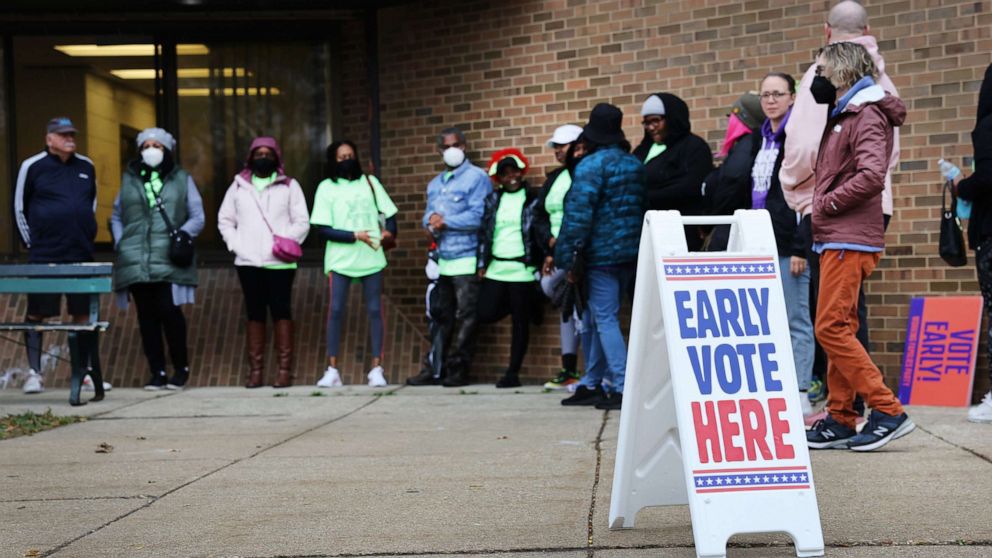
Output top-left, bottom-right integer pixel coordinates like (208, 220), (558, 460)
(917, 424), (992, 465)
(41, 393), (387, 557)
(585, 410), (611, 558)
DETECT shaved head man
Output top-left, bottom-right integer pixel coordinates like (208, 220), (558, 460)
(778, 0), (902, 423)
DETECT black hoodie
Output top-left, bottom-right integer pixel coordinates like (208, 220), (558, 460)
(633, 93), (713, 250)
(957, 63), (992, 247)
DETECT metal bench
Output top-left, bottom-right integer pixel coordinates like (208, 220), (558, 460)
(0, 263), (112, 406)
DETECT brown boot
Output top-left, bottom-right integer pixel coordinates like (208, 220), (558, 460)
(246, 321), (266, 388)
(273, 320), (294, 388)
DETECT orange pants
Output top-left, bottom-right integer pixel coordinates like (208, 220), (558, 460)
(815, 249), (904, 428)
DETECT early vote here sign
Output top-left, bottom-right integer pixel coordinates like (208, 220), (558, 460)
(662, 256), (811, 494)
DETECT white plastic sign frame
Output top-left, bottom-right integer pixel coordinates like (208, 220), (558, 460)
(609, 210), (824, 558)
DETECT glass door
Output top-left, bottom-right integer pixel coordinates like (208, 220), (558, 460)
(11, 36), (160, 246)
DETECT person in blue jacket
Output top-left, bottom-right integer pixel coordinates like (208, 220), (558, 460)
(556, 104), (646, 410)
(407, 127), (492, 387)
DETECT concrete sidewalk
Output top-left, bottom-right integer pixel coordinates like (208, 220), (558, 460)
(0, 385), (990, 558)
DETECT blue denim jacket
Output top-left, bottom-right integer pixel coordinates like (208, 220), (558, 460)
(555, 146), (646, 269)
(423, 161), (492, 261)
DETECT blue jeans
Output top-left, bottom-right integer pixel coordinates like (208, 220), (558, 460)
(578, 266), (633, 394)
(779, 256), (813, 391)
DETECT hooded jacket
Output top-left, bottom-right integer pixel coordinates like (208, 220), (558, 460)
(633, 93), (713, 214)
(956, 63), (992, 247)
(217, 136), (310, 267)
(781, 35), (899, 218)
(812, 85), (906, 248)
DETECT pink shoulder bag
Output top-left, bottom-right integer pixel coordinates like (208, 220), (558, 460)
(249, 188), (303, 263)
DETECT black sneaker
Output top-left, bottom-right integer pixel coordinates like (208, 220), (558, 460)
(848, 410), (915, 452)
(806, 415), (857, 449)
(144, 370), (167, 391)
(595, 392), (623, 411)
(406, 368), (440, 386)
(495, 372), (522, 389)
(166, 367), (190, 390)
(561, 385), (603, 406)
(441, 369), (469, 387)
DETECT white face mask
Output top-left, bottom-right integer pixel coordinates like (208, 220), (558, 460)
(141, 147), (164, 168)
(442, 147), (465, 168)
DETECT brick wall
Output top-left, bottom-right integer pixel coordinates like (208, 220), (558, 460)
(361, 0), (992, 396)
(7, 1), (990, 394)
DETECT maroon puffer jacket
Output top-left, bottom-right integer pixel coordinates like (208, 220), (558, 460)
(812, 86), (906, 248)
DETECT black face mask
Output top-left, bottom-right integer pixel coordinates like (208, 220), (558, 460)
(810, 76), (838, 106)
(336, 159), (362, 180)
(251, 157), (277, 177)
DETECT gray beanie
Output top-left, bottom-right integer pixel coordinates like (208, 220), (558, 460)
(640, 95), (666, 117)
(136, 127), (176, 152)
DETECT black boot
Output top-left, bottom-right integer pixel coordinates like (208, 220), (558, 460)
(407, 367), (439, 386)
(442, 367), (469, 387)
(495, 370), (521, 388)
(561, 385), (603, 406)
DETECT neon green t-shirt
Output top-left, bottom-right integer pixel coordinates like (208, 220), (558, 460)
(438, 257), (477, 276)
(251, 173), (296, 270)
(644, 143), (667, 164)
(310, 175), (398, 278)
(486, 189), (536, 283)
(544, 170), (572, 238)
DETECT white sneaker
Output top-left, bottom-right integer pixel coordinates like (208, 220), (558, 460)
(968, 391), (992, 424)
(316, 366), (343, 388)
(800, 391), (813, 416)
(22, 370), (44, 394)
(367, 366), (387, 387)
(82, 374), (113, 392)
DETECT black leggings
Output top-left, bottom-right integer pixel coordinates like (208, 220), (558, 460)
(478, 279), (535, 374)
(977, 239), (992, 385)
(236, 266), (296, 321)
(130, 282), (188, 374)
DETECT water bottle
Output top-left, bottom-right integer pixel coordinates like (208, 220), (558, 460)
(939, 159), (970, 218)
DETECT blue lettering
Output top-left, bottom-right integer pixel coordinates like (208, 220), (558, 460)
(696, 292), (720, 339)
(758, 342), (782, 392)
(714, 289), (745, 337)
(715, 344), (742, 394)
(736, 343), (759, 393)
(674, 290), (696, 339)
(687, 345), (713, 395)
(748, 288), (771, 335)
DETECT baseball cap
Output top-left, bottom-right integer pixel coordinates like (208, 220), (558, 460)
(47, 117), (77, 134)
(546, 124), (583, 147)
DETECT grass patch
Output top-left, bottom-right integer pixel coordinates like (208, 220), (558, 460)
(1, 409), (84, 440)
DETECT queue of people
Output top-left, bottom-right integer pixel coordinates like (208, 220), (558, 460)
(11, 0), (991, 453)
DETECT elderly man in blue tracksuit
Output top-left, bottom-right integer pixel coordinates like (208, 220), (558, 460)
(13, 117), (98, 394)
(556, 104), (646, 410)
(407, 127), (491, 387)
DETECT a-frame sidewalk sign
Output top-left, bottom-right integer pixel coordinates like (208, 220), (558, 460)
(609, 210), (825, 558)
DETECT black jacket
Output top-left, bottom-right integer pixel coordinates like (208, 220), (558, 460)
(705, 133), (759, 251)
(706, 130), (808, 257)
(633, 93), (714, 215)
(957, 63), (992, 248)
(532, 166), (567, 251)
(14, 151), (97, 263)
(477, 183), (547, 269)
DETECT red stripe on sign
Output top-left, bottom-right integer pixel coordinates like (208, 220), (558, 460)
(697, 485), (811, 494)
(662, 257), (776, 263)
(666, 275), (779, 281)
(692, 466), (809, 474)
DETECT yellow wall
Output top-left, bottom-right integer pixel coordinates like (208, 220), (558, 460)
(84, 74), (155, 243)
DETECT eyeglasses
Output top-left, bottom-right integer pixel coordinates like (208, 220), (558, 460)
(641, 116), (664, 127)
(759, 92), (790, 101)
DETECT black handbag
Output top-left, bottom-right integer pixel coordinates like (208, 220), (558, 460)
(939, 180), (968, 267)
(155, 197), (195, 268)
